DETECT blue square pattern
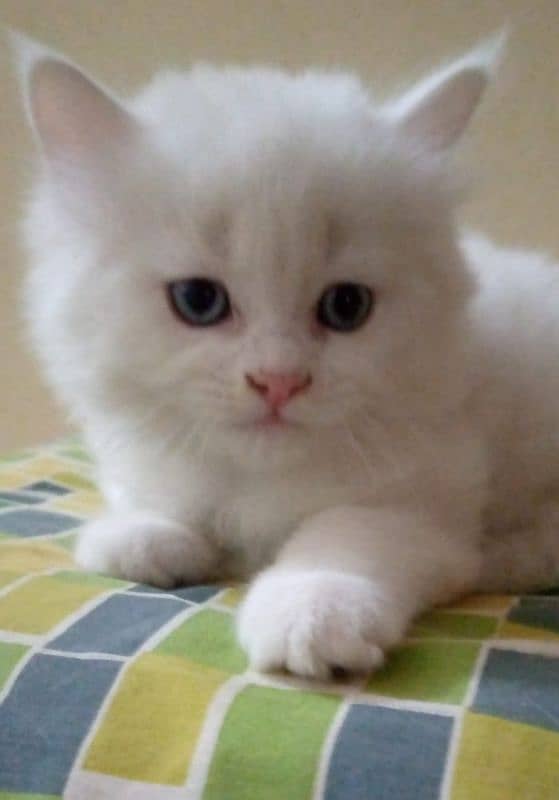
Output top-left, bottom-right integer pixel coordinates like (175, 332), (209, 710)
(325, 704), (453, 800)
(49, 592), (187, 656)
(0, 508), (81, 537)
(0, 491), (44, 506)
(473, 649), (559, 733)
(24, 481), (72, 497)
(507, 597), (559, 636)
(0, 653), (120, 796)
(129, 583), (220, 603)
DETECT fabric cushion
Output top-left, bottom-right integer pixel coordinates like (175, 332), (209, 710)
(0, 441), (558, 799)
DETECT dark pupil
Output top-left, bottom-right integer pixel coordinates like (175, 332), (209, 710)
(333, 285), (362, 321)
(185, 279), (217, 314)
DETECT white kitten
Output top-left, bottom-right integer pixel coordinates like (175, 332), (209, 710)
(15, 33), (559, 679)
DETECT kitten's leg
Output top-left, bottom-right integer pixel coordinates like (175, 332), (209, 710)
(75, 511), (219, 588)
(238, 506), (481, 679)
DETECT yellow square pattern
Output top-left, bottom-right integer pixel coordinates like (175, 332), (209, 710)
(0, 575), (103, 634)
(85, 653), (227, 785)
(451, 713), (559, 800)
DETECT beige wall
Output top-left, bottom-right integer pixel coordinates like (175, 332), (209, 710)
(1, 0), (558, 450)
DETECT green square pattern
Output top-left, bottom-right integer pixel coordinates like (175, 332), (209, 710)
(203, 685), (341, 800)
(367, 640), (481, 704)
(410, 611), (498, 640)
(0, 642), (28, 691)
(156, 608), (248, 673)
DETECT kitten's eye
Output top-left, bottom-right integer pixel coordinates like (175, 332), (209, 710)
(317, 283), (374, 332)
(167, 278), (231, 326)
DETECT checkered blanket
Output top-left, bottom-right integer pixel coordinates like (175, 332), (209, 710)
(0, 441), (558, 799)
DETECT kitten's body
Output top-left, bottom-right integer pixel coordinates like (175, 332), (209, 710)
(69, 234), (559, 589)
(18, 36), (559, 677)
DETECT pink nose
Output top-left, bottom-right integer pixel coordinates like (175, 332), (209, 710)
(245, 370), (312, 410)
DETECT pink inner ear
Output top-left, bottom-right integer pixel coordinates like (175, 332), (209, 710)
(30, 58), (133, 162)
(401, 68), (487, 151)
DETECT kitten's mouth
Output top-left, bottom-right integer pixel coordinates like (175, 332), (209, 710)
(239, 411), (300, 433)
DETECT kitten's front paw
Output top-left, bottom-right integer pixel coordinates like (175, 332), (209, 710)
(237, 569), (406, 680)
(75, 511), (216, 588)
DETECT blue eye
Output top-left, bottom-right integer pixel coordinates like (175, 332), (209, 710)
(168, 278), (231, 326)
(317, 283), (374, 332)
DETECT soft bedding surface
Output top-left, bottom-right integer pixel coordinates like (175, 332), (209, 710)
(0, 441), (558, 799)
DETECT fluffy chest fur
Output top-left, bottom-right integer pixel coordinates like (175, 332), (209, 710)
(89, 408), (488, 576)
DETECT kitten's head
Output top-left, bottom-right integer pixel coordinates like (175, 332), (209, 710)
(16, 34), (500, 468)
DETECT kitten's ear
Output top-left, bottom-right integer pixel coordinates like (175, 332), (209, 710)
(10, 31), (134, 168)
(385, 33), (505, 152)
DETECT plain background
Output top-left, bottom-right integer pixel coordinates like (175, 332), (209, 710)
(1, 0), (558, 450)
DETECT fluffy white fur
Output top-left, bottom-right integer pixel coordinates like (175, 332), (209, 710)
(16, 34), (559, 678)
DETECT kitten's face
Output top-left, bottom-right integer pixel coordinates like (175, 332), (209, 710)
(21, 48), (492, 467)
